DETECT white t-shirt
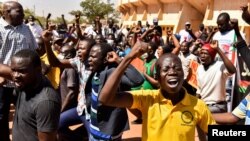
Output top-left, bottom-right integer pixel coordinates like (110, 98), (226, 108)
(179, 29), (192, 44)
(212, 30), (236, 62)
(178, 52), (198, 80)
(84, 25), (97, 37)
(27, 23), (43, 38)
(196, 61), (232, 104)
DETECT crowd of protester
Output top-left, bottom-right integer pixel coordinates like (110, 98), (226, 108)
(1, 1), (250, 141)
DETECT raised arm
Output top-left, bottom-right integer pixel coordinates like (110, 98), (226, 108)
(75, 14), (84, 40)
(99, 41), (148, 108)
(140, 25), (154, 40)
(211, 40), (236, 74)
(186, 27), (197, 41)
(62, 24), (78, 45)
(45, 13), (51, 30)
(241, 5), (250, 25)
(35, 17), (44, 29)
(42, 30), (73, 69)
(168, 30), (181, 55)
(205, 27), (217, 43)
(0, 64), (12, 81)
(61, 14), (68, 30)
(231, 18), (250, 69)
(106, 51), (144, 87)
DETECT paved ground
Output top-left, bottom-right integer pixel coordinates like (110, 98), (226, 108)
(122, 110), (142, 141)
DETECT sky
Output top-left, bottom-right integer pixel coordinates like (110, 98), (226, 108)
(0, 0), (117, 21)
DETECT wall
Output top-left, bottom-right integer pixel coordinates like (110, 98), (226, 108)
(118, 0), (250, 43)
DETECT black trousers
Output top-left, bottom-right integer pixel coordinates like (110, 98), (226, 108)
(0, 87), (14, 141)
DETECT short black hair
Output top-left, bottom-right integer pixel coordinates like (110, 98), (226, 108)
(77, 38), (96, 54)
(217, 12), (230, 22)
(161, 44), (174, 54)
(155, 53), (182, 79)
(181, 41), (193, 48)
(108, 33), (115, 39)
(13, 49), (41, 68)
(62, 43), (77, 58)
(149, 41), (158, 53)
(95, 43), (114, 61)
(84, 38), (96, 48)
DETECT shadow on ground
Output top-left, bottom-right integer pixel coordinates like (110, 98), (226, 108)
(122, 137), (141, 141)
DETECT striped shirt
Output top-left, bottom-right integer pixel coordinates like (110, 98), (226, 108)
(232, 94), (250, 125)
(89, 73), (123, 140)
(0, 18), (38, 87)
(89, 73), (111, 140)
(0, 18), (38, 64)
(70, 58), (92, 119)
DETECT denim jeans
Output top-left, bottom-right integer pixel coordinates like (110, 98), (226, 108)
(58, 107), (90, 141)
(89, 134), (122, 141)
(207, 102), (227, 113)
(226, 76), (233, 112)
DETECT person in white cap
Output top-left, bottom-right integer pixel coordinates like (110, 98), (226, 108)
(179, 21), (196, 44)
(152, 18), (162, 36)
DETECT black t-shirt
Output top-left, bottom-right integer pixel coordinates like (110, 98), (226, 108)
(154, 25), (162, 36)
(12, 77), (61, 141)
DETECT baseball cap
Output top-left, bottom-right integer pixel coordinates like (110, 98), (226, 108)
(185, 21), (191, 25)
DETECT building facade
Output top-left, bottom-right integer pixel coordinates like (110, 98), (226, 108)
(118, 0), (250, 43)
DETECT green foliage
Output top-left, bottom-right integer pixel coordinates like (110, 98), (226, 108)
(68, 10), (86, 24)
(24, 8), (35, 19)
(23, 7), (70, 28)
(70, 0), (114, 23)
(52, 16), (68, 24)
(69, 10), (83, 17)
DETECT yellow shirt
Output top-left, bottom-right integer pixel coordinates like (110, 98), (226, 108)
(130, 89), (216, 141)
(40, 53), (61, 89)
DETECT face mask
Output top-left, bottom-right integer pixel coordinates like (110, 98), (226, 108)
(107, 39), (114, 46)
(141, 52), (148, 60)
(57, 54), (64, 60)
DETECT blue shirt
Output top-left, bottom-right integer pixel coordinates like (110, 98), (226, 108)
(232, 94), (250, 124)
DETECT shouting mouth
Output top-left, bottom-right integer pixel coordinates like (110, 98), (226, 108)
(167, 78), (179, 88)
(14, 80), (23, 88)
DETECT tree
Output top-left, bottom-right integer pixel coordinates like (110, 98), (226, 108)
(24, 8), (35, 19)
(69, 10), (83, 17)
(70, 0), (114, 23)
(69, 10), (86, 24)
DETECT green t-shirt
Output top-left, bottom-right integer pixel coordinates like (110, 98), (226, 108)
(131, 58), (157, 90)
